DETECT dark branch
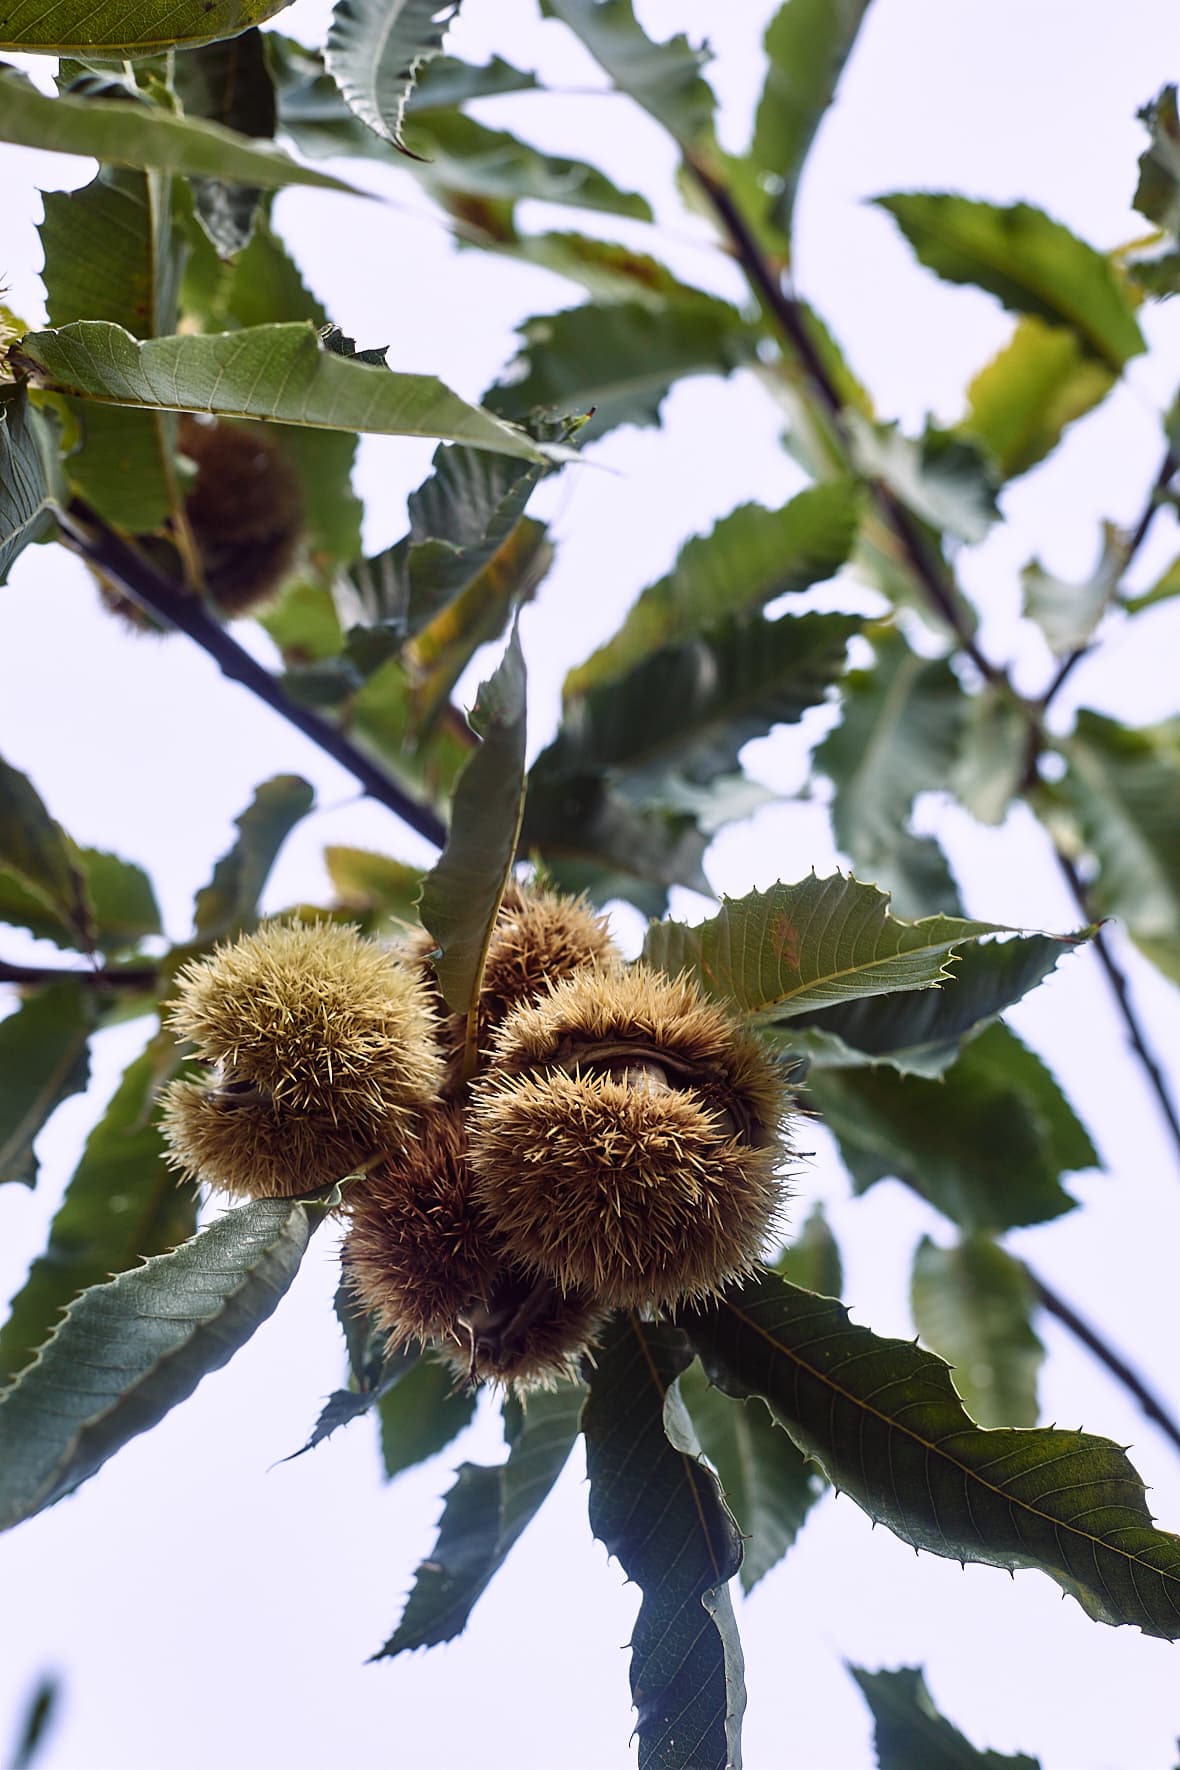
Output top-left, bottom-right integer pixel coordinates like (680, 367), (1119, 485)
(685, 154), (1002, 684)
(1055, 851), (1180, 1161)
(59, 502), (448, 853)
(1028, 1263), (1180, 1457)
(0, 958), (157, 990)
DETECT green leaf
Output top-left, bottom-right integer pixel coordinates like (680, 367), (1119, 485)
(851, 1665), (1042, 1769)
(259, 579), (344, 667)
(1052, 710), (1180, 984)
(0, 756), (92, 950)
(16, 320), (559, 463)
(0, 0), (290, 52)
(407, 51), (538, 110)
(0, 1196), (311, 1529)
(502, 231), (718, 309)
(77, 850), (161, 953)
(685, 1266), (1180, 1638)
(775, 1201), (842, 1297)
(751, 0), (872, 241)
(0, 1030), (198, 1381)
(814, 627), (965, 920)
(418, 625), (527, 1023)
(1124, 553), (1180, 614)
(1023, 522), (1125, 655)
(809, 1021), (1094, 1231)
(375, 1381), (584, 1654)
(950, 688), (1029, 828)
(680, 1360), (826, 1592)
(567, 479), (862, 698)
(584, 1318), (744, 1770)
(876, 194), (1145, 374)
(487, 298), (754, 440)
(959, 316), (1115, 481)
(377, 1352), (477, 1480)
(0, 385), (60, 584)
(350, 654), (473, 812)
(642, 874), (1009, 1023)
(793, 930), (1086, 1078)
(323, 847), (422, 925)
(1134, 86), (1180, 239)
(192, 774), (314, 941)
(326, 0), (458, 153)
(0, 985), (93, 1188)
(546, 611), (858, 790)
(521, 767), (711, 906)
(540, 0), (715, 147)
(911, 1234), (1043, 1429)
(172, 28), (277, 256)
(0, 66), (352, 194)
(847, 414), (999, 544)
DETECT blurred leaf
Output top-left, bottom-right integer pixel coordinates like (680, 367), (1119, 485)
(643, 874), (1010, 1022)
(0, 385), (60, 583)
(792, 930), (1086, 1078)
(950, 688), (1029, 827)
(259, 580), (344, 666)
(1124, 553), (1180, 614)
(0, 66), (352, 191)
(911, 1234), (1043, 1428)
(378, 1353), (478, 1480)
(568, 479), (862, 698)
(192, 774), (314, 940)
(775, 1201), (842, 1297)
(959, 316), (1115, 481)
(1134, 86), (1180, 239)
(0, 757), (91, 949)
(1125, 246), (1180, 302)
(522, 766), (711, 905)
(0, 1196), (311, 1529)
(8, 1673), (60, 1770)
(751, 0), (871, 240)
(487, 297), (754, 441)
(407, 51), (538, 110)
(326, 0), (458, 154)
(172, 28), (276, 255)
(680, 1360), (826, 1592)
(0, 845), (159, 953)
(583, 1318), (744, 1770)
(541, 0), (715, 147)
(1052, 710), (1180, 984)
(0, 1030), (198, 1382)
(419, 625), (527, 1022)
(851, 1665), (1041, 1769)
(503, 231), (717, 308)
(810, 1021), (1093, 1231)
(877, 194), (1145, 373)
(0, 985), (93, 1188)
(351, 655), (472, 812)
(547, 611), (858, 791)
(685, 1267), (1180, 1638)
(375, 1381), (584, 1654)
(324, 847), (422, 924)
(404, 108), (651, 223)
(16, 321), (559, 463)
(815, 627), (965, 920)
(1022, 522), (1124, 655)
(848, 414), (999, 543)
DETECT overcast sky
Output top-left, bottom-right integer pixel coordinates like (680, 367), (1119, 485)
(2, 3), (1180, 1767)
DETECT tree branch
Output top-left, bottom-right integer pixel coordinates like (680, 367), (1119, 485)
(1027, 1263), (1180, 1457)
(1054, 850), (1180, 1160)
(58, 502), (448, 854)
(0, 958), (158, 990)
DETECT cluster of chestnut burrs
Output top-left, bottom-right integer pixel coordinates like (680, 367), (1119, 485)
(162, 887), (792, 1389)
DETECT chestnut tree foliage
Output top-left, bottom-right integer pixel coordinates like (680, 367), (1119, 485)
(2, 4), (1180, 1765)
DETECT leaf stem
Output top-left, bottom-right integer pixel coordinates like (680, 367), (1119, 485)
(1027, 1262), (1180, 1457)
(58, 502), (448, 854)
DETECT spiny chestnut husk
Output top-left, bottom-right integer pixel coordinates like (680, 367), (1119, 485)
(467, 965), (790, 1310)
(161, 921), (444, 1198)
(402, 881), (621, 1089)
(342, 1105), (604, 1390)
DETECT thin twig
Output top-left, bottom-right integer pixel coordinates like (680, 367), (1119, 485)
(1028, 1264), (1180, 1456)
(59, 502), (449, 854)
(1055, 850), (1180, 1160)
(0, 958), (157, 990)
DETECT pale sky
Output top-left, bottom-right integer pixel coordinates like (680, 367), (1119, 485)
(2, 4), (1180, 1767)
